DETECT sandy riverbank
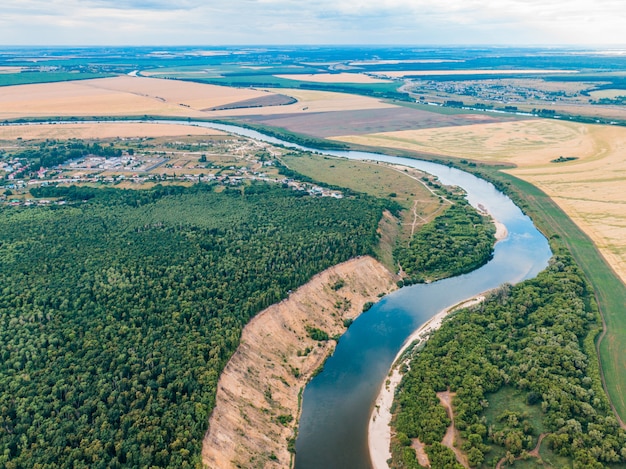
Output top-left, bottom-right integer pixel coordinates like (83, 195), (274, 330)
(368, 217), (508, 469)
(368, 294), (486, 469)
(202, 256), (396, 469)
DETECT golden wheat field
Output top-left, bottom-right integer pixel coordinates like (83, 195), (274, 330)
(334, 120), (626, 283)
(203, 88), (397, 118)
(0, 76), (278, 119)
(0, 76), (396, 121)
(0, 122), (225, 140)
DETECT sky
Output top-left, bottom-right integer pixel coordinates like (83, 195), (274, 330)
(0, 0), (625, 46)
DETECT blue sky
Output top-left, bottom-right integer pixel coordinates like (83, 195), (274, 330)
(0, 0), (624, 46)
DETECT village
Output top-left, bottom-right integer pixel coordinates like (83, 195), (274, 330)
(0, 133), (343, 206)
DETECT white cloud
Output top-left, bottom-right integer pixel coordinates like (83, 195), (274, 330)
(0, 0), (624, 45)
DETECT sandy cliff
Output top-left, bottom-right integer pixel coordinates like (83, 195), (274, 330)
(202, 256), (396, 469)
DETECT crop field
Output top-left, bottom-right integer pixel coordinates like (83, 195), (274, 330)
(0, 77), (284, 120)
(204, 88), (396, 118)
(0, 71), (113, 87)
(333, 121), (626, 282)
(0, 122), (225, 140)
(371, 69), (577, 78)
(82, 77), (276, 112)
(239, 107), (521, 138)
(0, 78), (402, 122)
(274, 73), (392, 84)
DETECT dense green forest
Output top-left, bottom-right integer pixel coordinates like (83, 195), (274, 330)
(390, 249), (626, 468)
(394, 199), (496, 283)
(0, 182), (385, 468)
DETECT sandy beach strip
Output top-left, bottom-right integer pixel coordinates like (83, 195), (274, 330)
(368, 217), (508, 469)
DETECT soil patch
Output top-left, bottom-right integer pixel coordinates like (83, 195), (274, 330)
(437, 391), (469, 468)
(205, 93), (297, 111)
(242, 107), (520, 138)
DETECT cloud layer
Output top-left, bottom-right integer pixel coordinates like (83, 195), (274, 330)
(1, 0), (624, 45)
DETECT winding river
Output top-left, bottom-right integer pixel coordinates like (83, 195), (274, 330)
(19, 120), (553, 468)
(186, 122), (552, 469)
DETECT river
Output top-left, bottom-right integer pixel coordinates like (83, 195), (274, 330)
(181, 121), (552, 469)
(18, 119), (553, 468)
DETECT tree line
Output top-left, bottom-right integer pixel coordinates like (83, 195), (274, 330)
(390, 249), (626, 468)
(0, 182), (385, 468)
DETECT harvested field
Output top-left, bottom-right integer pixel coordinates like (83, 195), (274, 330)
(372, 69), (577, 78)
(0, 67), (25, 74)
(589, 89), (626, 99)
(0, 79), (184, 119)
(334, 120), (626, 284)
(0, 76), (282, 119)
(205, 93), (296, 111)
(241, 107), (521, 138)
(274, 73), (392, 84)
(333, 119), (589, 163)
(204, 88), (396, 118)
(82, 77), (272, 110)
(0, 122), (225, 140)
(0, 78), (397, 121)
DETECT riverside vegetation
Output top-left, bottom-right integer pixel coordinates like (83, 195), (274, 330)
(390, 248), (626, 468)
(394, 199), (496, 284)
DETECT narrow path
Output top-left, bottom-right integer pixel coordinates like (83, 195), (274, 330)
(436, 391), (469, 468)
(495, 433), (548, 469)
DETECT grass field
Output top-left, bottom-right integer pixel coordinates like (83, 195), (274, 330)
(481, 387), (546, 467)
(281, 152), (443, 269)
(282, 153), (438, 211)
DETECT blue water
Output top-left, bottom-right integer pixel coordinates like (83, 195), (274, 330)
(182, 121), (552, 469)
(23, 119), (553, 468)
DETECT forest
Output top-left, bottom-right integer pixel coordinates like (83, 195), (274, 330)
(0, 182), (385, 468)
(390, 248), (626, 468)
(394, 199), (496, 284)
